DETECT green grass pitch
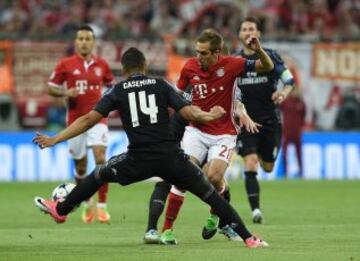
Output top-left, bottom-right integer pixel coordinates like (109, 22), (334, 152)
(0, 180), (359, 261)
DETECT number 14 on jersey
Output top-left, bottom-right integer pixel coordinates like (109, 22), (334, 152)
(128, 91), (159, 127)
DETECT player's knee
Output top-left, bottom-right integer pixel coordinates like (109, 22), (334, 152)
(97, 164), (117, 183)
(244, 154), (259, 171)
(207, 175), (222, 191)
(76, 166), (87, 176)
(95, 156), (106, 165)
(261, 162), (274, 172)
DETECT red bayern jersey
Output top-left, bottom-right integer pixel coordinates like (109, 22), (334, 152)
(48, 54), (115, 125)
(177, 55), (250, 135)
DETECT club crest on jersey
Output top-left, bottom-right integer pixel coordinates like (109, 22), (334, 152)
(216, 68), (225, 77)
(94, 67), (102, 77)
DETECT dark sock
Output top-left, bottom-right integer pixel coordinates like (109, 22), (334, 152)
(146, 181), (171, 231)
(204, 191), (252, 240)
(57, 171), (104, 215)
(218, 186), (231, 228)
(244, 171), (260, 210)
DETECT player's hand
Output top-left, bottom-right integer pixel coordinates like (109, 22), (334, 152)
(245, 36), (261, 52)
(32, 132), (56, 149)
(272, 90), (287, 104)
(238, 112), (262, 133)
(209, 105), (226, 119)
(66, 88), (79, 98)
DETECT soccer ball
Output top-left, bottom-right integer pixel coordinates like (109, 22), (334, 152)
(51, 183), (76, 202)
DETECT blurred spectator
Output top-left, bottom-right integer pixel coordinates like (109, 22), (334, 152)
(0, 50), (14, 94)
(335, 90), (360, 130)
(280, 88), (306, 178)
(0, 94), (20, 131)
(150, 0), (181, 36)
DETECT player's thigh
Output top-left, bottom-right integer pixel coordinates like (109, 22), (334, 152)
(207, 134), (236, 164)
(259, 123), (282, 163)
(181, 126), (208, 164)
(236, 130), (259, 158)
(91, 145), (106, 164)
(68, 132), (87, 159)
(100, 153), (152, 185)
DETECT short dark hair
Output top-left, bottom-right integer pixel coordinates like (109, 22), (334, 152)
(77, 25), (95, 37)
(196, 29), (223, 53)
(241, 17), (261, 31)
(121, 47), (146, 72)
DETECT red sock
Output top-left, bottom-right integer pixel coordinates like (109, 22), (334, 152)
(98, 183), (109, 203)
(162, 192), (184, 231)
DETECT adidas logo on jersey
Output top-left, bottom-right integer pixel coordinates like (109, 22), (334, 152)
(193, 75), (200, 81)
(73, 69), (81, 75)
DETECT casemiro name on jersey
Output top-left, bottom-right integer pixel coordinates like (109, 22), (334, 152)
(123, 79), (157, 89)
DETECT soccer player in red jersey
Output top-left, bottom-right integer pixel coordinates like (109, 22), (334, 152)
(47, 25), (115, 223)
(159, 29), (274, 244)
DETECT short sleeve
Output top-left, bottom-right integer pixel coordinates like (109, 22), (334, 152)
(48, 60), (66, 87)
(231, 57), (255, 77)
(163, 80), (188, 111)
(94, 87), (117, 117)
(271, 50), (286, 75)
(176, 64), (189, 91)
(102, 61), (115, 85)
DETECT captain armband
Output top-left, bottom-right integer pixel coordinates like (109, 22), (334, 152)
(280, 69), (295, 87)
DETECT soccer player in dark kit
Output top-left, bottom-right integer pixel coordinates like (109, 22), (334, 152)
(33, 47), (268, 248)
(235, 17), (296, 224)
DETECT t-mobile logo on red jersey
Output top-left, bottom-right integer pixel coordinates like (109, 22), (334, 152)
(75, 80), (88, 94)
(194, 83), (208, 99)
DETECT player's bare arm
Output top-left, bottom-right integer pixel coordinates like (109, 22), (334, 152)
(33, 110), (103, 148)
(246, 37), (274, 73)
(48, 86), (79, 98)
(272, 85), (294, 104)
(179, 105), (226, 123)
(235, 100), (261, 133)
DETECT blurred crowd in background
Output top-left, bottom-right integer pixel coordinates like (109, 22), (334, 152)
(1, 0), (359, 41)
(0, 0), (359, 133)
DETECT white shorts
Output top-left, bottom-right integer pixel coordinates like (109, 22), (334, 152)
(68, 123), (108, 159)
(181, 126), (236, 164)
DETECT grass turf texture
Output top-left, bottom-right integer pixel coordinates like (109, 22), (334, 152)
(0, 180), (359, 261)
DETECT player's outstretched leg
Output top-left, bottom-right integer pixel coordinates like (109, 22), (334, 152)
(144, 181), (171, 244)
(34, 168), (105, 223)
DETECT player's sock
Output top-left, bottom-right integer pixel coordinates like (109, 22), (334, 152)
(98, 183), (109, 203)
(218, 185), (231, 228)
(204, 190), (252, 241)
(57, 170), (104, 216)
(244, 171), (260, 210)
(162, 188), (185, 232)
(147, 181), (171, 231)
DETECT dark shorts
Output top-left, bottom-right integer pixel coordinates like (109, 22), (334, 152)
(99, 151), (214, 200)
(236, 121), (282, 163)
